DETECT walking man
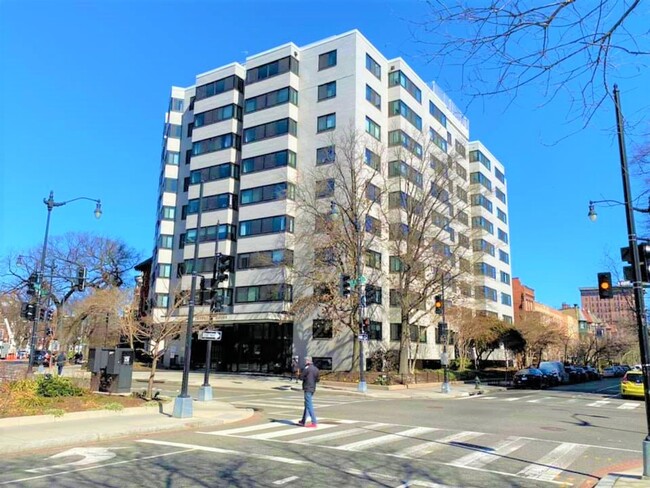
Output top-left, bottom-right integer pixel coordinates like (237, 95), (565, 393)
(56, 351), (67, 376)
(298, 356), (319, 428)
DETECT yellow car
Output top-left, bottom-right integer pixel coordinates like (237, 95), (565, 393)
(621, 370), (645, 399)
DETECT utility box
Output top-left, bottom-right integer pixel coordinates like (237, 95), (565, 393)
(88, 347), (134, 394)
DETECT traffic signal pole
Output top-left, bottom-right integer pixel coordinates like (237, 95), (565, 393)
(441, 278), (451, 394)
(199, 220), (220, 402)
(613, 85), (650, 477)
(356, 217), (367, 394)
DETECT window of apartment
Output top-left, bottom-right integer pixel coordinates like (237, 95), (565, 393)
(430, 128), (448, 152)
(389, 256), (404, 273)
(158, 264), (171, 279)
(364, 148), (380, 170)
(366, 183), (381, 203)
(473, 238), (495, 256)
(318, 81), (336, 101)
(187, 193), (238, 214)
(245, 87), (298, 113)
(235, 284), (293, 303)
(471, 194), (493, 212)
(470, 149), (491, 170)
(388, 130), (423, 158)
(187, 122), (194, 139)
(190, 163), (239, 184)
(367, 320), (382, 341)
(389, 289), (401, 307)
(456, 186), (468, 203)
(164, 151), (180, 165)
(240, 182), (295, 206)
(388, 70), (421, 103)
(244, 118), (297, 144)
(161, 206), (175, 221)
(366, 85), (381, 110)
(388, 160), (423, 187)
(317, 113), (336, 132)
(499, 249), (510, 264)
(170, 97), (184, 112)
(365, 215), (381, 236)
(503, 315), (513, 324)
(312, 357), (333, 370)
(196, 75), (244, 100)
(455, 162), (468, 181)
(312, 319), (333, 339)
(366, 286), (383, 305)
(497, 208), (507, 224)
(389, 191), (408, 210)
(365, 117), (381, 140)
(238, 249), (294, 270)
(391, 323), (427, 343)
(389, 222), (410, 241)
(194, 104), (243, 128)
(318, 50), (337, 70)
(155, 293), (169, 308)
(183, 255), (235, 274)
(474, 262), (496, 279)
(185, 150), (192, 165)
(496, 188), (506, 204)
(389, 100), (422, 130)
(458, 210), (469, 226)
(316, 145), (336, 165)
(470, 171), (492, 191)
(455, 140), (466, 157)
(495, 167), (505, 184)
(498, 228), (509, 243)
(239, 215), (294, 237)
(163, 178), (177, 193)
(166, 124), (182, 138)
(246, 56), (299, 85)
(365, 250), (382, 270)
(472, 216), (494, 234)
(192, 133), (241, 156)
(458, 233), (470, 248)
(475, 286), (498, 302)
(185, 224), (237, 244)
(502, 293), (512, 306)
(429, 102), (447, 127)
(500, 271), (511, 285)
(431, 183), (449, 203)
(242, 150), (296, 174)
(315, 178), (335, 198)
(159, 234), (173, 249)
(366, 54), (381, 79)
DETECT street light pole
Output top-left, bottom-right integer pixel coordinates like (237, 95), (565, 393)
(355, 217), (367, 394)
(199, 220), (219, 402)
(613, 85), (650, 477)
(173, 179), (205, 418)
(441, 277), (451, 394)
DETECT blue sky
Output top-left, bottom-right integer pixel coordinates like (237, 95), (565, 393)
(1, 0), (648, 308)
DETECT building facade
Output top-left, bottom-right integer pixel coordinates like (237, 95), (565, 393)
(513, 277), (535, 323)
(580, 285), (635, 333)
(147, 30), (513, 372)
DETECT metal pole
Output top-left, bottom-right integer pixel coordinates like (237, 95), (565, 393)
(357, 219), (367, 393)
(441, 277), (451, 393)
(613, 85), (650, 477)
(173, 180), (205, 417)
(199, 220), (219, 401)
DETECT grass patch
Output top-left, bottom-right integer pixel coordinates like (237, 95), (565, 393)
(103, 402), (124, 412)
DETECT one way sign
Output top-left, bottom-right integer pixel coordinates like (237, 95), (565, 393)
(200, 329), (222, 341)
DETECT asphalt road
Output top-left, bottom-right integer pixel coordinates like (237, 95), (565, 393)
(1, 378), (644, 488)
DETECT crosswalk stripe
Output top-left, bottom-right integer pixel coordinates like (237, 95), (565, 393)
(248, 423), (336, 440)
(200, 422), (295, 436)
(335, 427), (437, 452)
(586, 400), (611, 407)
(618, 402), (640, 410)
(291, 423), (388, 444)
(233, 401), (333, 409)
(526, 397), (553, 403)
(517, 442), (587, 481)
(503, 397), (523, 402)
(449, 436), (528, 469)
(478, 396), (497, 400)
(391, 431), (482, 459)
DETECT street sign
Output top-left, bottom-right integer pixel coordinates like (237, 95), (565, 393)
(441, 352), (449, 366)
(358, 276), (367, 285)
(358, 333), (368, 342)
(200, 330), (222, 341)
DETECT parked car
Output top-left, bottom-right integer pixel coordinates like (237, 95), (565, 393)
(613, 366), (627, 377)
(621, 370), (645, 399)
(538, 366), (561, 387)
(539, 361), (570, 384)
(565, 366), (584, 383)
(584, 366), (602, 380)
(603, 367), (618, 378)
(30, 350), (49, 366)
(574, 367), (590, 382)
(513, 368), (548, 389)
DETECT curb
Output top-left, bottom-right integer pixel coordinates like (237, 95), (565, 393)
(0, 404), (164, 427)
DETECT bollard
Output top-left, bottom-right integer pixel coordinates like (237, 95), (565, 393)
(475, 376), (481, 389)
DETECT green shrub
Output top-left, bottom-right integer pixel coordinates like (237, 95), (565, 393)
(103, 402), (124, 412)
(36, 375), (84, 397)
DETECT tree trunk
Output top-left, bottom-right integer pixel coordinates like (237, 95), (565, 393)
(147, 356), (159, 399)
(399, 317), (410, 375)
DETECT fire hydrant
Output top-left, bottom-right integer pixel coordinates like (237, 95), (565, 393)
(475, 376), (482, 389)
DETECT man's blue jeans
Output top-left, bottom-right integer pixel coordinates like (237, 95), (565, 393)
(301, 391), (317, 424)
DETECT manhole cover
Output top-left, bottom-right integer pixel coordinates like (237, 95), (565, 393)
(540, 426), (566, 432)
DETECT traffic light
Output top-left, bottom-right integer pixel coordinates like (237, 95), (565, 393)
(434, 295), (443, 315)
(26, 272), (38, 296)
(46, 326), (53, 336)
(46, 309), (54, 322)
(39, 308), (46, 321)
(597, 272), (613, 299)
(620, 244), (650, 283)
(340, 274), (351, 298)
(21, 303), (36, 320)
(199, 277), (206, 305)
(77, 267), (87, 291)
(214, 253), (231, 283)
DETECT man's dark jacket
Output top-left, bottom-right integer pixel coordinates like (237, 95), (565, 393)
(301, 364), (320, 393)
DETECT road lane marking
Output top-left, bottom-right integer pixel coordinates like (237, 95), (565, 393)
(618, 402), (640, 410)
(527, 397), (553, 403)
(517, 442), (587, 481)
(335, 427), (437, 451)
(587, 400), (611, 407)
(449, 436), (528, 469)
(391, 431), (483, 459)
(273, 476), (299, 485)
(343, 468), (474, 488)
(247, 423), (336, 440)
(136, 439), (305, 465)
(291, 423), (389, 444)
(478, 396), (497, 400)
(199, 422), (290, 436)
(503, 397), (523, 401)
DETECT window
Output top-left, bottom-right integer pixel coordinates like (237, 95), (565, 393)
(239, 215), (294, 237)
(495, 167), (505, 184)
(388, 160), (423, 187)
(366, 54), (381, 79)
(456, 186), (468, 203)
(366, 85), (381, 110)
(196, 75), (244, 100)
(472, 216), (494, 234)
(244, 118), (297, 144)
(161, 206), (175, 220)
(166, 124), (182, 138)
(238, 249), (294, 270)
(163, 178), (177, 193)
(429, 102), (447, 127)
(192, 133), (240, 156)
(389, 289), (402, 307)
(367, 321), (382, 340)
(185, 224), (237, 244)
(246, 56), (299, 85)
(365, 215), (381, 236)
(242, 150), (296, 174)
(499, 250), (510, 264)
(470, 150), (491, 170)
(170, 98), (184, 112)
(366, 183), (381, 203)
(187, 193), (238, 214)
(388, 130), (423, 158)
(388, 70), (421, 103)
(158, 264), (171, 278)
(183, 255), (235, 274)
(316, 145), (336, 165)
(159, 235), (173, 249)
(318, 50), (337, 70)
(473, 239), (495, 256)
(474, 262), (496, 279)
(455, 140), (466, 157)
(185, 149), (192, 165)
(164, 151), (180, 165)
(389, 256), (404, 272)
(501, 293), (512, 306)
(190, 163), (239, 184)
(317, 113), (336, 132)
(470, 172), (492, 191)
(496, 188), (506, 204)
(318, 81), (336, 101)
(497, 208), (507, 223)
(364, 148), (380, 170)
(498, 229), (509, 243)
(458, 211), (469, 226)
(313, 319), (333, 339)
(430, 128), (447, 152)
(389, 100), (422, 130)
(155, 293), (169, 308)
(500, 271), (511, 284)
(471, 194), (493, 212)
(389, 222), (410, 240)
(245, 87), (298, 113)
(315, 179), (335, 198)
(194, 104), (242, 127)
(458, 233), (470, 248)
(366, 286), (383, 305)
(455, 162), (468, 181)
(503, 315), (513, 324)
(312, 357), (333, 370)
(365, 117), (381, 140)
(235, 284), (293, 303)
(475, 286), (498, 302)
(365, 250), (382, 269)
(240, 182), (295, 206)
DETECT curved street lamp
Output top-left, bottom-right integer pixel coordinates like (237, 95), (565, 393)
(588, 197), (650, 222)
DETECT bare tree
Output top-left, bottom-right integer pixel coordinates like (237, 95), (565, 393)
(0, 292), (32, 351)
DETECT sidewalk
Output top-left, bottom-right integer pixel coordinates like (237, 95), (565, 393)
(596, 469), (650, 487)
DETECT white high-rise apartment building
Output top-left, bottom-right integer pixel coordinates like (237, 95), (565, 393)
(149, 30), (513, 373)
